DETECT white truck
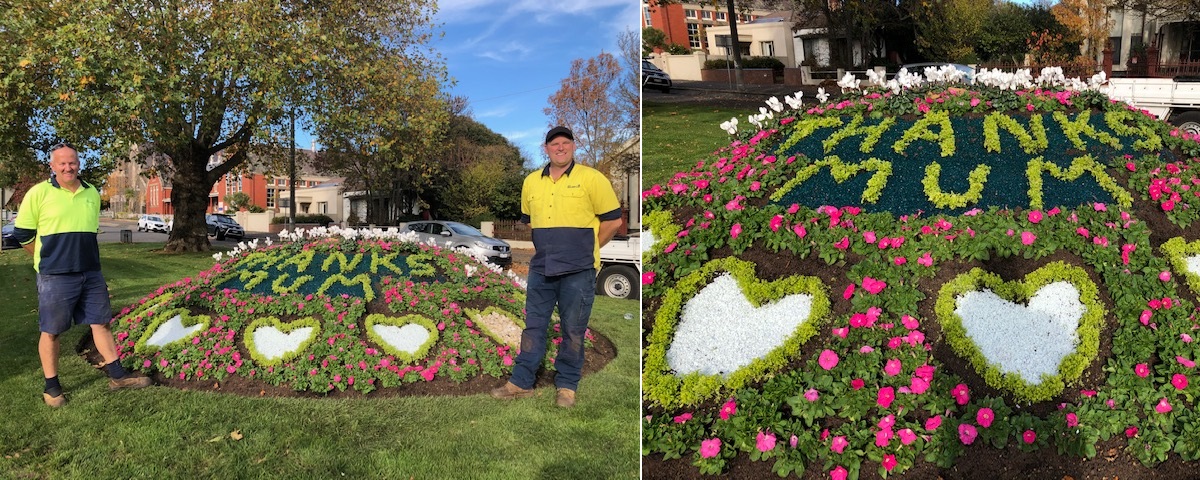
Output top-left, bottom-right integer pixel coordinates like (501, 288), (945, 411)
(596, 233), (641, 300)
(1106, 77), (1200, 135)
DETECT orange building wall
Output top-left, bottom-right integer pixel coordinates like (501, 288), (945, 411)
(645, 2), (690, 49)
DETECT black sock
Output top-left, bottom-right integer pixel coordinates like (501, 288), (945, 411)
(104, 360), (130, 379)
(44, 376), (62, 397)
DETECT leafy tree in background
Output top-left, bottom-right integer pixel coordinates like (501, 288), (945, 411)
(643, 27), (669, 54)
(544, 52), (631, 176)
(976, 2), (1036, 63)
(427, 108), (527, 223)
(1, 0), (447, 252)
(1052, 0), (1111, 61)
(224, 192), (252, 212)
(911, 0), (992, 63)
(618, 29), (642, 136)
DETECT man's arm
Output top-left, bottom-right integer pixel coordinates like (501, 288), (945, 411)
(22, 243), (33, 255)
(597, 218), (622, 249)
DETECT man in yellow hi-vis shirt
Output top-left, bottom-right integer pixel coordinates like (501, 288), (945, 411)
(491, 126), (622, 408)
(14, 143), (151, 407)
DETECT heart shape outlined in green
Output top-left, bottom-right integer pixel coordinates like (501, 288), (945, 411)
(364, 313), (439, 364)
(136, 308), (211, 354)
(643, 257), (830, 409)
(245, 316), (321, 367)
(935, 261), (1104, 402)
(1162, 237), (1200, 295)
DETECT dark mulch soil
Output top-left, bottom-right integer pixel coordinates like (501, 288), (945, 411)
(75, 326), (617, 399)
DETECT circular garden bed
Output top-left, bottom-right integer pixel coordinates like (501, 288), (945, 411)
(642, 67), (1200, 478)
(92, 228), (614, 398)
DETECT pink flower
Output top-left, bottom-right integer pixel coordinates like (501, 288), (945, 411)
(700, 438), (722, 458)
(917, 252), (934, 267)
(1066, 412), (1079, 427)
(909, 376), (931, 394)
(878, 414), (896, 430)
(819, 350), (840, 370)
(719, 399), (737, 420)
(832, 327), (848, 338)
(1126, 162), (1137, 172)
(951, 383), (970, 405)
(894, 256), (907, 265)
(875, 429), (891, 447)
(925, 415), (942, 431)
(1156, 398), (1173, 414)
(898, 428), (917, 445)
(1178, 356), (1197, 368)
(793, 225), (807, 237)
(863, 231), (877, 243)
(1140, 310), (1153, 325)
(1021, 231), (1036, 245)
(730, 223), (742, 239)
(834, 236), (849, 250)
(830, 466), (848, 480)
(884, 358), (902, 376)
(756, 431), (777, 452)
(850, 378), (865, 390)
(977, 408), (994, 428)
(877, 386), (895, 408)
(1126, 426), (1139, 438)
(1135, 363), (1150, 378)
(1027, 210), (1043, 223)
(805, 388), (820, 402)
(790, 435), (798, 448)
(769, 215), (784, 232)
(861, 277), (887, 294)
(958, 424), (978, 445)
(1172, 373), (1189, 390)
(831, 435), (848, 454)
(1160, 271), (1173, 282)
(881, 454), (897, 472)
(843, 284), (856, 300)
(1183, 333), (1194, 343)
(1094, 202), (1107, 211)
(1023, 429), (1037, 444)
(642, 271), (656, 285)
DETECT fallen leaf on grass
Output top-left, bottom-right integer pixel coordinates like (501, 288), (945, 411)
(230, 430), (243, 441)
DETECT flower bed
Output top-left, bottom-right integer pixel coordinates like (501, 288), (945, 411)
(109, 227), (595, 394)
(642, 67), (1200, 477)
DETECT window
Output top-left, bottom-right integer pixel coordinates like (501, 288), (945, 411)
(761, 41), (775, 57)
(266, 188), (276, 208)
(716, 12), (726, 21)
(687, 23), (702, 48)
(684, 9), (697, 19)
(643, 6), (651, 25)
(1109, 36), (1123, 64)
(701, 10), (712, 20)
(317, 202), (327, 214)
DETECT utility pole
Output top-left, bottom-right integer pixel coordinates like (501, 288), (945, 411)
(289, 109), (297, 227)
(726, 0), (744, 91)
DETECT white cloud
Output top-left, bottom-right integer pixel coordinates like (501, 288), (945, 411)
(476, 104), (515, 119)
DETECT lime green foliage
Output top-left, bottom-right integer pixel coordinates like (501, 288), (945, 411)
(244, 316), (322, 367)
(770, 155), (893, 204)
(364, 314), (440, 364)
(1054, 111), (1122, 151)
(271, 273), (314, 295)
(1105, 110), (1163, 152)
(406, 253), (437, 277)
(643, 210), (680, 263)
(371, 251), (407, 275)
(1026, 155), (1132, 209)
(984, 113), (1048, 154)
(643, 257), (830, 408)
(892, 110), (955, 157)
(935, 261), (1105, 402)
(923, 161), (990, 208)
(823, 116), (897, 154)
(134, 308), (211, 355)
(777, 116), (844, 154)
(321, 251), (364, 272)
(277, 248), (317, 273)
(239, 269), (269, 290)
(315, 273), (376, 301)
(1162, 237), (1200, 296)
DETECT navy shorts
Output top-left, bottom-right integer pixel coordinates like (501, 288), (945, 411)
(37, 271), (113, 335)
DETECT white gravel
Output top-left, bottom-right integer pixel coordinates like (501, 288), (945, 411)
(373, 323), (431, 355)
(666, 273), (814, 377)
(954, 281), (1083, 384)
(643, 229), (656, 253)
(1186, 254), (1200, 276)
(252, 325), (315, 361)
(145, 314), (204, 348)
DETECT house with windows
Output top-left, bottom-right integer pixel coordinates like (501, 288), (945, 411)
(704, 13), (798, 66)
(143, 149), (336, 217)
(642, 1), (773, 52)
(1105, 7), (1200, 75)
(277, 178), (346, 223)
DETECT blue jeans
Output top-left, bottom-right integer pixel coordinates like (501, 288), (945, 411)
(37, 271), (112, 335)
(510, 268), (596, 391)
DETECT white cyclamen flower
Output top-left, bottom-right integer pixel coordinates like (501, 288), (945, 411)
(765, 96), (784, 112)
(719, 117), (738, 135)
(816, 87), (829, 103)
(837, 72), (860, 91)
(784, 91), (803, 109)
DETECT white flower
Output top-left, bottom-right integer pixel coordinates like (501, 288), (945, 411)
(719, 117), (738, 135)
(816, 87), (829, 103)
(212, 252), (223, 262)
(784, 91), (803, 109)
(765, 96), (784, 113)
(837, 72), (860, 91)
(865, 68), (885, 87)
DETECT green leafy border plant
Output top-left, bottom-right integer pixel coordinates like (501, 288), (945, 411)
(464, 306), (525, 348)
(134, 307), (211, 355)
(364, 313), (440, 364)
(1161, 237), (1200, 296)
(769, 155), (893, 205)
(935, 260), (1105, 402)
(643, 256), (830, 408)
(922, 161), (990, 209)
(1026, 155), (1133, 210)
(643, 210), (681, 262)
(243, 316), (322, 367)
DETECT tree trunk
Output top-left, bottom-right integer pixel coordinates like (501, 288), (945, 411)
(163, 148), (214, 253)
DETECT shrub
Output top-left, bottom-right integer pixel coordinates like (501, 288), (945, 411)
(271, 214), (335, 225)
(704, 56), (785, 74)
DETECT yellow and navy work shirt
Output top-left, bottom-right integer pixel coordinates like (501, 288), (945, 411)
(521, 161), (621, 276)
(14, 176), (103, 274)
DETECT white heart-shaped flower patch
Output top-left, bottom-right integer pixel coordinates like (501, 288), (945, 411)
(373, 324), (431, 355)
(145, 314), (205, 347)
(364, 314), (440, 364)
(252, 325), (316, 362)
(137, 309), (210, 353)
(954, 281), (1082, 383)
(667, 273), (814, 377)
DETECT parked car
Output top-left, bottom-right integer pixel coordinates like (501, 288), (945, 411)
(2, 219), (19, 250)
(643, 60), (672, 93)
(404, 220), (512, 267)
(138, 214), (170, 233)
(206, 214), (245, 241)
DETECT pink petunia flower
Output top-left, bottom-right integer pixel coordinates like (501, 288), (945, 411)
(898, 428), (917, 445)
(770, 215), (784, 232)
(790, 435), (798, 448)
(831, 466), (848, 480)
(882, 454), (897, 472)
(1178, 356), (1197, 368)
(673, 412), (692, 423)
(1023, 429), (1037, 444)
(805, 388), (820, 402)
(1028, 210), (1043, 223)
(877, 386), (895, 408)
(1160, 271), (1173, 282)
(884, 358), (903, 376)
(730, 223), (742, 239)
(925, 415), (942, 431)
(642, 271), (656, 285)
(756, 431), (777, 452)
(958, 424), (978, 445)
(977, 408), (994, 428)
(831, 435), (849, 454)
(819, 350), (840, 370)
(719, 399), (737, 420)
(1066, 412), (1079, 427)
(951, 383), (970, 405)
(1172, 374), (1189, 390)
(862, 277), (887, 294)
(875, 429), (891, 447)
(834, 236), (850, 250)
(832, 327), (848, 338)
(793, 225), (807, 238)
(1126, 426), (1139, 438)
(1021, 231), (1036, 245)
(843, 284), (856, 300)
(1156, 398), (1173, 414)
(1135, 363), (1150, 378)
(918, 252), (934, 267)
(851, 378), (865, 390)
(700, 438), (722, 458)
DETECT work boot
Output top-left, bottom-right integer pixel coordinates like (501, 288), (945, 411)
(43, 392), (66, 408)
(490, 381), (536, 400)
(109, 374), (152, 390)
(555, 388), (576, 408)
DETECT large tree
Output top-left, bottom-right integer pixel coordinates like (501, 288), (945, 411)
(1, 0), (447, 252)
(543, 52), (630, 175)
(910, 0), (992, 62)
(1052, 0), (1111, 61)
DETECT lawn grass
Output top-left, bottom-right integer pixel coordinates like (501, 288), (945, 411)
(642, 102), (756, 186)
(0, 243), (639, 479)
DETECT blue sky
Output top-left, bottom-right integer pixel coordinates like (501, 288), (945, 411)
(433, 0), (641, 166)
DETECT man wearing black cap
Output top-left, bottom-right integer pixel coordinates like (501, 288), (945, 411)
(491, 126), (622, 407)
